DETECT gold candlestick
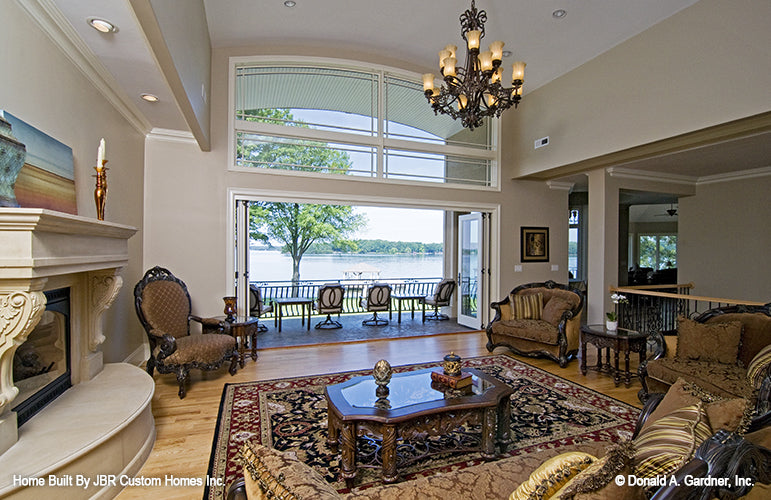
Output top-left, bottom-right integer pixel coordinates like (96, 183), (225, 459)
(94, 160), (108, 221)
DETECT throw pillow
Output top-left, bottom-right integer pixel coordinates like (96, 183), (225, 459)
(676, 317), (742, 365)
(641, 377), (750, 434)
(747, 344), (771, 389)
(238, 439), (340, 500)
(542, 297), (573, 327)
(509, 451), (596, 500)
(510, 293), (544, 320)
(633, 403), (712, 479)
(555, 441), (639, 499)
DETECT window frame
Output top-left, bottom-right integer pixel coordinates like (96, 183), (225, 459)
(228, 56), (501, 190)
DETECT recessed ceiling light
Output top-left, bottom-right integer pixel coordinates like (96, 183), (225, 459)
(502, 50), (512, 58)
(552, 9), (567, 19)
(284, 1), (297, 7)
(87, 17), (118, 33)
(140, 93), (159, 103)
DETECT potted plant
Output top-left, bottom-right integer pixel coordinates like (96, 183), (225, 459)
(606, 293), (628, 330)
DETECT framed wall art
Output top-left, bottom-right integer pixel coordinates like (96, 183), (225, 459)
(521, 226), (549, 262)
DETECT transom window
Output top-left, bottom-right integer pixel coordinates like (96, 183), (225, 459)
(230, 61), (498, 187)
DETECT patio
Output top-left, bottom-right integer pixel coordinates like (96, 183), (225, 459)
(256, 312), (478, 349)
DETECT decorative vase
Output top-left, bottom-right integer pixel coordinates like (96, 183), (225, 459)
(443, 352), (462, 377)
(606, 320), (618, 331)
(373, 359), (392, 398)
(0, 115), (26, 207)
(223, 296), (237, 321)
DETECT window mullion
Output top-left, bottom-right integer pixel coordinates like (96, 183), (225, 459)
(236, 120), (380, 149)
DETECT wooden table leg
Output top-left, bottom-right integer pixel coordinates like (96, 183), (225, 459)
(624, 349), (632, 386)
(580, 336), (587, 375)
(381, 425), (398, 483)
(340, 422), (357, 488)
(327, 411), (340, 452)
(481, 407), (496, 459)
(613, 347), (621, 386)
(496, 396), (512, 451)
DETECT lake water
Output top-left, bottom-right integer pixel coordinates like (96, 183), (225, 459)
(250, 250), (444, 282)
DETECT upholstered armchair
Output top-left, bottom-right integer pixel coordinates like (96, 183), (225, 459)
(134, 266), (238, 398)
(315, 284), (345, 329)
(249, 284), (273, 332)
(360, 283), (391, 326)
(423, 278), (456, 322)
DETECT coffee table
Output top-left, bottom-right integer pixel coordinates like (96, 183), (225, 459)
(580, 324), (649, 387)
(325, 367), (513, 486)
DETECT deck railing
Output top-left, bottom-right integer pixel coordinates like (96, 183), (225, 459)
(251, 277), (443, 318)
(611, 283), (767, 336)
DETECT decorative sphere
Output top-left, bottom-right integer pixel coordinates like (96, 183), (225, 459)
(373, 359), (392, 385)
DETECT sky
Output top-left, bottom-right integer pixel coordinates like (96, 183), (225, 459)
(353, 206), (443, 243)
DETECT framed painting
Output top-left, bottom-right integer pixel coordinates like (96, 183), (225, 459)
(0, 110), (76, 214)
(521, 226), (549, 262)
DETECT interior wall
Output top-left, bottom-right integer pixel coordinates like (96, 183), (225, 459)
(1, 2), (146, 363)
(678, 175), (771, 302)
(142, 47), (572, 319)
(502, 0), (771, 178)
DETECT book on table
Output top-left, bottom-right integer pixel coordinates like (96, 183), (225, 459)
(430, 369), (472, 389)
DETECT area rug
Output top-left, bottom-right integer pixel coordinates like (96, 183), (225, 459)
(204, 355), (639, 499)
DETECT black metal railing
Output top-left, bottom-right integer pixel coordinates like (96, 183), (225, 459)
(611, 284), (766, 336)
(251, 277), (443, 318)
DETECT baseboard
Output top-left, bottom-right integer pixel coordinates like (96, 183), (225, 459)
(124, 342), (149, 367)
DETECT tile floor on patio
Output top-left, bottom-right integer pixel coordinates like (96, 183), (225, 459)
(256, 312), (479, 349)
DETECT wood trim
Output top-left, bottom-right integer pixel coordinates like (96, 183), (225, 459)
(611, 286), (766, 306)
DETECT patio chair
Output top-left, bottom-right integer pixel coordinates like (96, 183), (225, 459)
(134, 266), (238, 399)
(423, 278), (456, 322)
(248, 284), (273, 332)
(315, 284), (345, 329)
(360, 283), (391, 326)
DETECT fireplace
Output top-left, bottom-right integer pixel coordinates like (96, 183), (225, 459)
(12, 288), (71, 427)
(0, 208), (155, 499)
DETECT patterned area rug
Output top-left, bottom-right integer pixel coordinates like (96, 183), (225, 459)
(204, 354), (639, 499)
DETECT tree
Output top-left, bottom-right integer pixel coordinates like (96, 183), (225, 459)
(242, 108), (365, 284)
(249, 202), (364, 284)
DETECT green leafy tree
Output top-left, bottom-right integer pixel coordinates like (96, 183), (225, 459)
(242, 108), (365, 284)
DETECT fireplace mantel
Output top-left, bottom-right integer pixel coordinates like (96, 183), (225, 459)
(0, 209), (154, 498)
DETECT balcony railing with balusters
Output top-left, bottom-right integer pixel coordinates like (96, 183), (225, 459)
(251, 277), (443, 318)
(611, 283), (767, 336)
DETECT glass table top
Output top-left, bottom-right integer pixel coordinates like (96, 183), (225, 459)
(340, 368), (492, 410)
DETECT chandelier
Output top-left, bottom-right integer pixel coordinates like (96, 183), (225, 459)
(422, 0), (526, 130)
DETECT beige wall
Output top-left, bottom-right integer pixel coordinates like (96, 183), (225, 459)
(1, 2), (146, 363)
(142, 47), (572, 323)
(679, 175), (771, 302)
(503, 0), (771, 178)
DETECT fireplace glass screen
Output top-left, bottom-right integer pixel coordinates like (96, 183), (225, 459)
(12, 288), (72, 426)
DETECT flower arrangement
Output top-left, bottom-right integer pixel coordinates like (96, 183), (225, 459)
(606, 293), (629, 321)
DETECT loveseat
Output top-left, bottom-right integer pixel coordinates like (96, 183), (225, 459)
(486, 281), (583, 367)
(227, 379), (771, 500)
(639, 304), (771, 420)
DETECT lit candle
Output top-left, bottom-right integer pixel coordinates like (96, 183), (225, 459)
(97, 138), (106, 170)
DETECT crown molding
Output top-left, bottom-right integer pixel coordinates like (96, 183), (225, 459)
(146, 128), (196, 144)
(15, 0), (152, 136)
(696, 166), (771, 186)
(607, 167), (698, 186)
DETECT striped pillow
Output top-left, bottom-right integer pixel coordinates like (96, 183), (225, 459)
(510, 293), (543, 320)
(633, 403), (712, 478)
(747, 344), (771, 389)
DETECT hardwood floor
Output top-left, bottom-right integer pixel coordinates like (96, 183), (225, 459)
(116, 331), (643, 499)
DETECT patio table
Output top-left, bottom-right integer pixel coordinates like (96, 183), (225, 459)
(273, 297), (314, 332)
(390, 293), (425, 323)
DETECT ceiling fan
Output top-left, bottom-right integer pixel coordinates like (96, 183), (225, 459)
(655, 203), (678, 217)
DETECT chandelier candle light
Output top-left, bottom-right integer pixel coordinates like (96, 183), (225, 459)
(423, 0), (526, 130)
(94, 138), (108, 221)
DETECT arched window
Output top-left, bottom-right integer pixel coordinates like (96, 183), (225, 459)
(229, 59), (499, 188)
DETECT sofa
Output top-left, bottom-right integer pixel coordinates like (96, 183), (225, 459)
(639, 304), (771, 420)
(226, 379), (771, 500)
(486, 281), (583, 368)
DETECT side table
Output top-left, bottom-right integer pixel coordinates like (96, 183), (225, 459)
(390, 293), (425, 323)
(580, 324), (648, 387)
(214, 315), (259, 368)
(273, 297), (314, 332)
